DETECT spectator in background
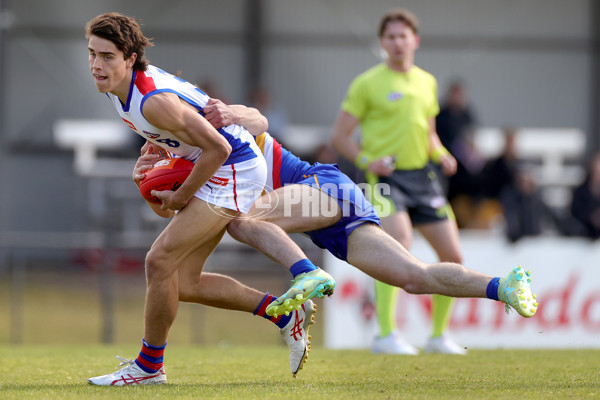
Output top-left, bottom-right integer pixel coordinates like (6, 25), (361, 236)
(569, 153), (600, 239)
(499, 163), (555, 243)
(436, 80), (484, 198)
(448, 126), (522, 230)
(436, 80), (477, 162)
(482, 127), (519, 199)
(435, 81), (487, 228)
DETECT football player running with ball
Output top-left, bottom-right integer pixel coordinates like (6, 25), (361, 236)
(85, 12), (333, 386)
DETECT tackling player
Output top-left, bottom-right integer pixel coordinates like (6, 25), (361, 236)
(135, 100), (538, 377)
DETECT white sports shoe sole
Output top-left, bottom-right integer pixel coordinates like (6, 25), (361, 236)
(88, 357), (167, 386)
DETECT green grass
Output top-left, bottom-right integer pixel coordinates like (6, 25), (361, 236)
(0, 345), (598, 399)
(1, 269), (599, 398)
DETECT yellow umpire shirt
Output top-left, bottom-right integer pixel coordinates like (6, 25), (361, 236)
(341, 63), (440, 171)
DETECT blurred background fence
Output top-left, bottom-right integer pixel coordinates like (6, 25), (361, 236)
(1, 0), (600, 347)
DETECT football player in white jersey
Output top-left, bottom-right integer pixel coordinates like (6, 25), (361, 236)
(85, 12), (334, 385)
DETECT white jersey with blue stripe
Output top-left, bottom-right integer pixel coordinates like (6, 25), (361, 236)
(106, 65), (258, 165)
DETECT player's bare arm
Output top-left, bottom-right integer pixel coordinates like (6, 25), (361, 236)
(204, 98), (268, 136)
(142, 92), (232, 211)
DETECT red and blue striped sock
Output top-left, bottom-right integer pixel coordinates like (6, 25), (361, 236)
(254, 292), (291, 329)
(135, 339), (166, 373)
(289, 259), (317, 278)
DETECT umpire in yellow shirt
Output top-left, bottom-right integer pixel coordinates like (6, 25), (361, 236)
(332, 8), (466, 355)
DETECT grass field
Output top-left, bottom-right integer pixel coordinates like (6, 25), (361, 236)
(1, 267), (599, 398)
(1, 345), (598, 399)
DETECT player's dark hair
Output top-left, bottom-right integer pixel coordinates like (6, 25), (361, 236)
(85, 12), (154, 71)
(378, 8), (419, 37)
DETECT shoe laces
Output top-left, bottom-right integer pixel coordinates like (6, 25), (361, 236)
(116, 356), (135, 369)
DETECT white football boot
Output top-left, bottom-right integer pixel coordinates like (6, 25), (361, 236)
(371, 331), (419, 355)
(424, 334), (467, 355)
(88, 356), (167, 386)
(280, 299), (316, 377)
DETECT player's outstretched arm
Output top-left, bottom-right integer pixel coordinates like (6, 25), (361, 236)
(204, 98), (268, 136)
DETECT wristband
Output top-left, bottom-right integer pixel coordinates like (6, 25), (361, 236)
(431, 146), (450, 164)
(355, 151), (372, 170)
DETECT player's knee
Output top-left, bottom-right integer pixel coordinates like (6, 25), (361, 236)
(226, 218), (244, 240)
(227, 217), (261, 241)
(144, 247), (172, 282)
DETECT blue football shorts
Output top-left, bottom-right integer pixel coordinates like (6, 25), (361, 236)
(296, 163), (381, 261)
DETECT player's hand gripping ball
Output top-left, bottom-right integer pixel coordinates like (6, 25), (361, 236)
(139, 158), (194, 204)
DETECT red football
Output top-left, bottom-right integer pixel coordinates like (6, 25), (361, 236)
(139, 158), (194, 204)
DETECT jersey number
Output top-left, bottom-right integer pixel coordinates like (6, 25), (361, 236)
(156, 138), (180, 148)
